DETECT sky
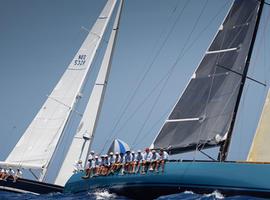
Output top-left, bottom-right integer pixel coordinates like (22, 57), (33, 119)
(0, 0), (270, 182)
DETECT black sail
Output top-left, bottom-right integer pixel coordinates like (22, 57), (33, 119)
(153, 0), (262, 154)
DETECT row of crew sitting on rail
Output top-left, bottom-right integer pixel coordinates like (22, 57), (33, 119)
(74, 148), (169, 178)
(0, 168), (22, 182)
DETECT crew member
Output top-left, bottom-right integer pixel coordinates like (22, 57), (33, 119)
(141, 148), (152, 174)
(159, 148), (169, 172)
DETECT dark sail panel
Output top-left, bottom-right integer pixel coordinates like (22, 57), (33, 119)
(153, 0), (261, 154)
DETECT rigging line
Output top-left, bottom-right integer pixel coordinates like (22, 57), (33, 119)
(107, 0), (188, 140)
(107, 0), (231, 144)
(99, 0), (189, 153)
(251, 5), (270, 84)
(132, 0), (210, 147)
(236, 78), (249, 160)
(131, 68), (174, 147)
(199, 150), (217, 161)
(216, 64), (266, 86)
(111, 75), (167, 135)
(136, 108), (171, 146)
(176, 0), (230, 63)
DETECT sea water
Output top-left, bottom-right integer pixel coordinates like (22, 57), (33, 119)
(0, 190), (266, 200)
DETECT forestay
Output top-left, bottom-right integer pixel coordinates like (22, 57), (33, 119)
(152, 0), (261, 154)
(55, 0), (123, 186)
(247, 89), (270, 162)
(4, 0), (117, 180)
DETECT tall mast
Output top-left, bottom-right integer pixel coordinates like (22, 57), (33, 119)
(218, 0), (265, 161)
(55, 0), (124, 186)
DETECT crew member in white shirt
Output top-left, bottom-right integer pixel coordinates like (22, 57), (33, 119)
(124, 150), (132, 173)
(107, 152), (115, 175)
(141, 148), (152, 174)
(134, 150), (144, 173)
(73, 160), (84, 173)
(150, 149), (160, 172)
(159, 148), (169, 172)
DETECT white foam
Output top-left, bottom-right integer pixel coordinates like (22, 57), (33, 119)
(92, 190), (116, 200)
(203, 190), (224, 199)
(183, 190), (194, 194)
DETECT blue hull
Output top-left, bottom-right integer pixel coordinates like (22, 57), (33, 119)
(64, 161), (270, 198)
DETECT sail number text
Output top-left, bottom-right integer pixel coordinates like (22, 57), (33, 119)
(74, 55), (87, 66)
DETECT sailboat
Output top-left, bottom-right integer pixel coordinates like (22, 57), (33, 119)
(63, 0), (270, 199)
(1, 0), (270, 199)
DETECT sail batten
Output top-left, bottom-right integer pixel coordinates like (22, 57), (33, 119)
(5, 0), (117, 180)
(206, 47), (239, 54)
(166, 118), (200, 122)
(152, 0), (262, 154)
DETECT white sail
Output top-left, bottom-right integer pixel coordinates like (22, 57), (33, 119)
(247, 89), (270, 162)
(4, 0), (117, 181)
(54, 0), (123, 186)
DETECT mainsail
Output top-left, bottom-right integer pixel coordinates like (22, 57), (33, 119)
(152, 0), (262, 154)
(4, 0), (117, 181)
(247, 89), (270, 162)
(54, 0), (123, 186)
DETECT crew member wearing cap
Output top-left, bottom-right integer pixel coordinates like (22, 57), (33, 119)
(149, 149), (160, 172)
(98, 155), (105, 175)
(0, 168), (8, 181)
(102, 155), (110, 175)
(130, 151), (136, 173)
(132, 150), (143, 173)
(159, 149), (169, 172)
(124, 150), (132, 173)
(88, 150), (95, 160)
(110, 152), (120, 173)
(119, 152), (125, 174)
(13, 168), (23, 182)
(0, 168), (9, 181)
(141, 148), (152, 174)
(74, 160), (84, 173)
(83, 150), (95, 178)
(93, 155), (100, 176)
(107, 152), (115, 175)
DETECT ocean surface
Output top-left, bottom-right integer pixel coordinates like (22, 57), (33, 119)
(0, 190), (266, 200)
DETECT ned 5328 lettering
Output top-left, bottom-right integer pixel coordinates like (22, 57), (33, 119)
(74, 55), (87, 65)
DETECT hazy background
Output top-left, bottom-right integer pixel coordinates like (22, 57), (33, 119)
(0, 0), (269, 182)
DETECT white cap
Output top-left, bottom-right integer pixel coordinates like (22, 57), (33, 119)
(115, 152), (119, 155)
(110, 152), (114, 155)
(131, 151), (135, 154)
(104, 154), (108, 157)
(137, 150), (141, 153)
(95, 156), (99, 159)
(90, 150), (95, 154)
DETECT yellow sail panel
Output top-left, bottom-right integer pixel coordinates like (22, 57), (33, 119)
(247, 89), (270, 162)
